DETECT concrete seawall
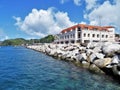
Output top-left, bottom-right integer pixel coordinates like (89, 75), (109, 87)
(26, 42), (120, 81)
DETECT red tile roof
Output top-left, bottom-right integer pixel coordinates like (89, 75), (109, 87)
(61, 24), (114, 33)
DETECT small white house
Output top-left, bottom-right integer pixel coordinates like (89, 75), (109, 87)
(54, 24), (115, 44)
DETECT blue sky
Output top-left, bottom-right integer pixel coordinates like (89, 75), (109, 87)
(0, 0), (119, 40)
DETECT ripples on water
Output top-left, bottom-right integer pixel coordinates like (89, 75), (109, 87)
(0, 46), (119, 90)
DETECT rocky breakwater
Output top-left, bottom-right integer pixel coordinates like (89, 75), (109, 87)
(27, 42), (120, 81)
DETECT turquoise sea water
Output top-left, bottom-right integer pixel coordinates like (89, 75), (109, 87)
(0, 46), (120, 90)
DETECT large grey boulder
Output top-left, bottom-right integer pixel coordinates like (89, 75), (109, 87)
(87, 42), (95, 49)
(86, 49), (93, 56)
(112, 65), (120, 76)
(81, 61), (90, 68)
(87, 42), (102, 49)
(49, 49), (56, 56)
(93, 46), (102, 53)
(77, 53), (87, 62)
(89, 64), (104, 73)
(78, 46), (86, 50)
(102, 43), (120, 54)
(89, 53), (97, 62)
(93, 58), (112, 68)
(89, 52), (105, 63)
(111, 55), (120, 64)
(64, 45), (77, 51)
(95, 53), (105, 59)
(48, 44), (54, 49)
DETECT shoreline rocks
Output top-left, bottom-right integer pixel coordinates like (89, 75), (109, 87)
(26, 42), (120, 80)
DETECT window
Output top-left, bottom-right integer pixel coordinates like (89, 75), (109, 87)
(97, 34), (99, 38)
(67, 35), (69, 39)
(92, 34), (95, 37)
(78, 27), (81, 31)
(102, 35), (104, 38)
(78, 32), (81, 38)
(84, 33), (86, 37)
(106, 35), (108, 38)
(88, 34), (90, 37)
(71, 34), (72, 38)
(65, 36), (66, 39)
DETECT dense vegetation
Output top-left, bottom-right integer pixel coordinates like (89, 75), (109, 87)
(0, 35), (55, 46)
(1, 38), (29, 46)
(29, 35), (55, 44)
(39, 35), (54, 43)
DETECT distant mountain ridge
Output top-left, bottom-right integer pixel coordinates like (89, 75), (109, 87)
(0, 35), (55, 46)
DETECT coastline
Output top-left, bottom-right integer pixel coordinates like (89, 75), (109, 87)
(26, 42), (120, 82)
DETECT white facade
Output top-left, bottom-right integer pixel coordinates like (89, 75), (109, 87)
(54, 24), (115, 44)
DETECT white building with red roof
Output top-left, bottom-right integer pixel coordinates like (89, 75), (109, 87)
(54, 24), (115, 44)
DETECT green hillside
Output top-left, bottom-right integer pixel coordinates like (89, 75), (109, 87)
(39, 35), (54, 43)
(0, 35), (55, 46)
(1, 38), (28, 46)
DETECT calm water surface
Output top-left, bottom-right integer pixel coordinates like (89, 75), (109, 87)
(0, 46), (120, 90)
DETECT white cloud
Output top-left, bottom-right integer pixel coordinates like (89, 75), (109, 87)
(85, 0), (98, 10)
(90, 20), (98, 25)
(60, 0), (69, 4)
(13, 16), (22, 26)
(73, 0), (81, 6)
(60, 0), (81, 6)
(14, 7), (76, 37)
(84, 0), (120, 30)
(79, 21), (86, 24)
(0, 29), (9, 41)
(55, 11), (75, 28)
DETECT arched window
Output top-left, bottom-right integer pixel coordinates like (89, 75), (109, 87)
(88, 34), (90, 37)
(92, 34), (95, 37)
(106, 35), (108, 38)
(102, 35), (104, 38)
(78, 27), (81, 31)
(97, 34), (99, 38)
(84, 33), (86, 37)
